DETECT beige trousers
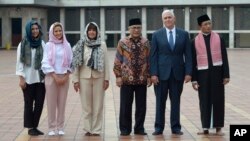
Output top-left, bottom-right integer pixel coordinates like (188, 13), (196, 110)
(45, 74), (69, 131)
(79, 77), (105, 134)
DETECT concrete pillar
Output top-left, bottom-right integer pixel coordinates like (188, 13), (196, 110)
(229, 6), (234, 48)
(60, 8), (65, 27)
(142, 7), (146, 38)
(22, 16), (28, 38)
(80, 8), (85, 39)
(2, 9), (11, 48)
(207, 6), (212, 20)
(121, 8), (126, 38)
(40, 18), (48, 41)
(100, 8), (105, 41)
(184, 7), (190, 31)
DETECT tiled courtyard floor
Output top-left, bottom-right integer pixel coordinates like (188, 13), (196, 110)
(0, 49), (250, 141)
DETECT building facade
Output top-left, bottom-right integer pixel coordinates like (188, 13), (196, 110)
(0, 0), (250, 48)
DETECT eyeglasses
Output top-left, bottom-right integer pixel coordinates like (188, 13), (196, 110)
(130, 26), (142, 30)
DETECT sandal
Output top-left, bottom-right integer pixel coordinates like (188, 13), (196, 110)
(85, 132), (91, 136)
(215, 128), (225, 136)
(197, 130), (209, 135)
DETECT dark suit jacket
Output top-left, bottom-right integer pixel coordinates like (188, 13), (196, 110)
(150, 27), (192, 81)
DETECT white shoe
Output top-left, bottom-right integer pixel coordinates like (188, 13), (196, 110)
(48, 131), (56, 136)
(58, 130), (65, 135)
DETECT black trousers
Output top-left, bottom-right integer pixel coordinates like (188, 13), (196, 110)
(22, 83), (45, 128)
(119, 85), (147, 134)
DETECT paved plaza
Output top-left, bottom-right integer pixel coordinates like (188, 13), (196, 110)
(0, 49), (250, 141)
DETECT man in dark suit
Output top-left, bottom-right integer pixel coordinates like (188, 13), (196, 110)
(150, 9), (192, 136)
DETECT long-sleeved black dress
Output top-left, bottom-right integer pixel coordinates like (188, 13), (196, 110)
(191, 33), (230, 129)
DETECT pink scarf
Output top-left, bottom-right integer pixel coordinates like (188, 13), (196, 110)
(47, 23), (71, 67)
(195, 31), (222, 70)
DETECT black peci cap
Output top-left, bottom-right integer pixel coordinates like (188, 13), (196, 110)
(129, 18), (142, 26)
(197, 14), (210, 26)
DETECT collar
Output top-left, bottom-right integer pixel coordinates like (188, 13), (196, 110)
(201, 32), (211, 36)
(128, 35), (142, 42)
(165, 26), (176, 34)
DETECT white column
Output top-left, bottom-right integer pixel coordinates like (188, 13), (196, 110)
(40, 18), (48, 41)
(100, 8), (105, 41)
(80, 8), (85, 39)
(229, 6), (234, 48)
(184, 7), (190, 31)
(121, 8), (126, 38)
(60, 8), (65, 27)
(22, 16), (28, 38)
(2, 11), (11, 48)
(207, 6), (212, 19)
(142, 7), (147, 38)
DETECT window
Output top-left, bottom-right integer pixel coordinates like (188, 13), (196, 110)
(174, 8), (185, 29)
(126, 8), (142, 28)
(212, 7), (229, 30)
(47, 8), (60, 30)
(235, 33), (250, 48)
(190, 7), (207, 30)
(85, 8), (100, 28)
(65, 8), (80, 31)
(105, 8), (121, 31)
(235, 7), (250, 30)
(147, 7), (163, 30)
(106, 34), (121, 48)
(219, 33), (229, 48)
(66, 34), (80, 47)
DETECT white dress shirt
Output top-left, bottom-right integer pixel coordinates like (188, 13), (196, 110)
(41, 43), (72, 74)
(165, 26), (176, 45)
(16, 41), (46, 84)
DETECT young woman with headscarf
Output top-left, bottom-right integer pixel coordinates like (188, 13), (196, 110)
(16, 20), (45, 136)
(72, 22), (110, 136)
(41, 22), (73, 136)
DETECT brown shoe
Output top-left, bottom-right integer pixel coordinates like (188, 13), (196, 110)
(91, 133), (100, 136)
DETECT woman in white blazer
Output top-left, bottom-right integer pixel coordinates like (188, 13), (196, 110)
(72, 22), (109, 136)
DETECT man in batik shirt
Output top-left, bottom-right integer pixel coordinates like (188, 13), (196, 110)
(113, 18), (151, 136)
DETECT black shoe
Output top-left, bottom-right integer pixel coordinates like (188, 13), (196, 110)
(28, 129), (39, 136)
(134, 131), (147, 135)
(33, 128), (44, 135)
(120, 132), (130, 136)
(172, 131), (183, 135)
(152, 131), (162, 135)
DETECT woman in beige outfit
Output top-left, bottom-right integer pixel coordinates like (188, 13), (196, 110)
(72, 22), (109, 136)
(42, 22), (73, 136)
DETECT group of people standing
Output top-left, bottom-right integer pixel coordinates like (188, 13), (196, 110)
(114, 10), (230, 137)
(15, 9), (230, 137)
(16, 20), (109, 136)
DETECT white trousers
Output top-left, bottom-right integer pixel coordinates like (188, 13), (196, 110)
(79, 77), (105, 134)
